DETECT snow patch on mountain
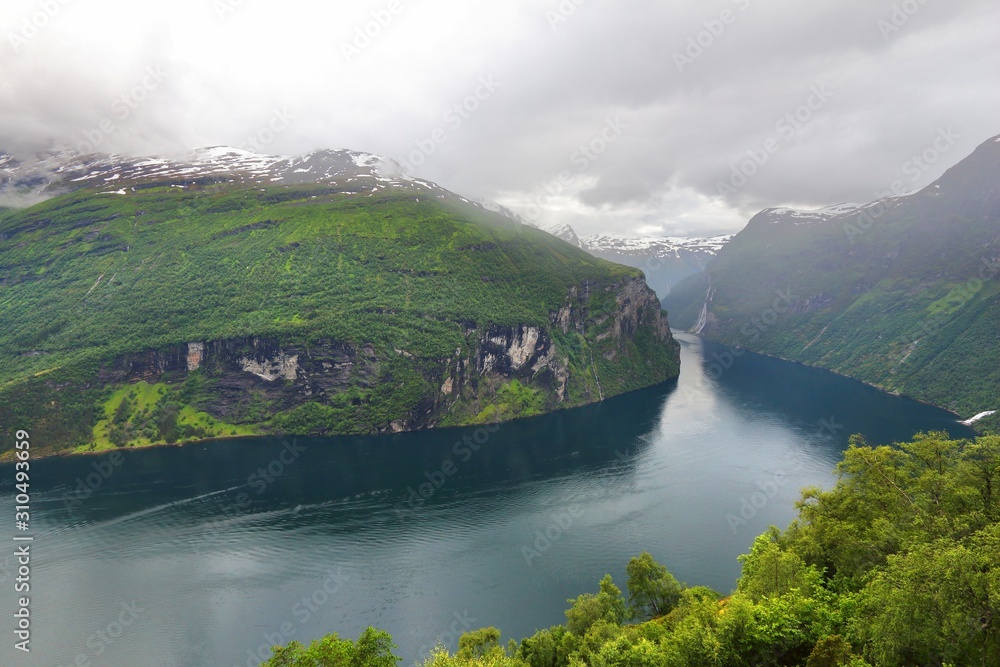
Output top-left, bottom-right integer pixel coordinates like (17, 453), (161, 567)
(542, 223), (585, 248)
(0, 146), (485, 210)
(763, 202), (862, 225)
(583, 233), (734, 257)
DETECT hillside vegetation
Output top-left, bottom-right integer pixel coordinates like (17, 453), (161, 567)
(665, 135), (1000, 432)
(0, 183), (679, 457)
(263, 431), (1000, 667)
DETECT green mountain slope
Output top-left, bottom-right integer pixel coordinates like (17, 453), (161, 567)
(0, 167), (679, 458)
(665, 134), (1000, 432)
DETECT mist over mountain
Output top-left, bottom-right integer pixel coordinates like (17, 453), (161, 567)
(665, 133), (1000, 431)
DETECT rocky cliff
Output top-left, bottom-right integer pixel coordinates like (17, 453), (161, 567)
(70, 277), (677, 446)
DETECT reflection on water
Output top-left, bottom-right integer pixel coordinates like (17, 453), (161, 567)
(0, 333), (972, 666)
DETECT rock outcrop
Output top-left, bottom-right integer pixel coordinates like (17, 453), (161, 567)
(91, 278), (678, 436)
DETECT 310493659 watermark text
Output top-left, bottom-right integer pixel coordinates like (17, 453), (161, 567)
(12, 429), (33, 654)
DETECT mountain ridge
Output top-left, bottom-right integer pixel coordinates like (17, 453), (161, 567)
(664, 133), (1000, 432)
(0, 149), (681, 459)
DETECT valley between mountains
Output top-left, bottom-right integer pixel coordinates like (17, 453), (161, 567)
(2, 132), (998, 461)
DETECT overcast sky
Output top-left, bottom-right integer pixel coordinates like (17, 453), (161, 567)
(1, 0), (998, 237)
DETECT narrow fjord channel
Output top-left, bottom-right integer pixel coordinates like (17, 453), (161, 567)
(0, 333), (972, 667)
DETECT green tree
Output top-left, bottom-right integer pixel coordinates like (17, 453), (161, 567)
(422, 633), (524, 667)
(737, 530), (821, 601)
(354, 627), (400, 667)
(260, 628), (399, 667)
(805, 635), (853, 667)
(565, 574), (627, 636)
(458, 628), (502, 660)
(517, 626), (575, 667)
(154, 400), (181, 443)
(957, 435), (1000, 523)
(849, 526), (1000, 667)
(625, 551), (683, 620)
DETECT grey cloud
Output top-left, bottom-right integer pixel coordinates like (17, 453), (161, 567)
(0, 0), (997, 237)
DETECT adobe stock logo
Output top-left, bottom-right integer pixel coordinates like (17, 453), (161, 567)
(397, 76), (502, 176)
(62, 452), (126, 509)
(341, 1), (406, 63)
(877, 0), (931, 40)
(7, 0), (72, 54)
(77, 66), (168, 154)
(521, 505), (584, 566)
(672, 0), (752, 73)
(392, 424), (501, 522)
(725, 417), (843, 534)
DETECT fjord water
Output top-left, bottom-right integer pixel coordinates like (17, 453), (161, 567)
(1, 334), (972, 667)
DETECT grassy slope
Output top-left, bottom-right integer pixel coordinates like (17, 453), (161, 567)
(0, 184), (677, 456)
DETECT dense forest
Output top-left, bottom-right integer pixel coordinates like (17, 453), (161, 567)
(261, 431), (1000, 667)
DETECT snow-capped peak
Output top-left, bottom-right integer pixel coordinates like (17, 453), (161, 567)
(0, 146), (448, 205)
(582, 233), (733, 256)
(541, 223), (584, 248)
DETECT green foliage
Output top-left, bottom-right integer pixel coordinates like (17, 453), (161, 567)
(458, 628), (503, 660)
(0, 186), (631, 384)
(736, 531), (823, 602)
(564, 574), (628, 636)
(804, 636), (853, 667)
(271, 395), (367, 436)
(422, 629), (525, 667)
(261, 627), (399, 667)
(81, 380), (256, 454)
(625, 551), (683, 620)
(517, 626), (576, 667)
(262, 432), (998, 666)
(848, 525), (1000, 666)
(474, 380), (545, 423)
(0, 184), (679, 457)
(785, 433), (1000, 664)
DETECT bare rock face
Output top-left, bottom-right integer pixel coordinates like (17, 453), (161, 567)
(94, 277), (678, 435)
(611, 278), (672, 344)
(187, 343), (205, 371)
(477, 325), (551, 376)
(239, 352), (299, 382)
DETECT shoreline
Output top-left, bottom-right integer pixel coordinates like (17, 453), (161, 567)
(0, 431), (264, 465)
(1, 373), (683, 464)
(684, 330), (985, 425)
(6, 337), (988, 464)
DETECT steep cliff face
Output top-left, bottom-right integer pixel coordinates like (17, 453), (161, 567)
(60, 277), (678, 446)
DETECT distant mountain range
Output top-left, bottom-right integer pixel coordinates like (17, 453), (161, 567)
(0, 146), (679, 458)
(536, 222), (732, 300)
(664, 134), (1000, 433)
